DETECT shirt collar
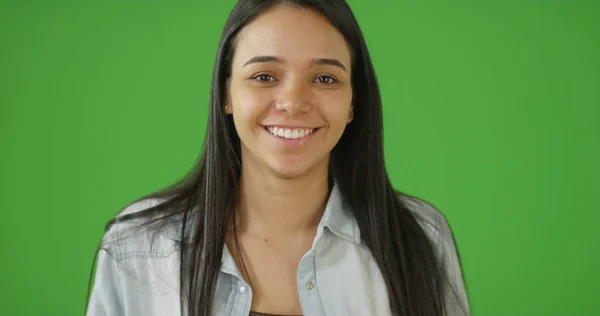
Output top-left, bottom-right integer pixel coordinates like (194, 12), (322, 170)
(317, 182), (361, 245)
(159, 182), (362, 272)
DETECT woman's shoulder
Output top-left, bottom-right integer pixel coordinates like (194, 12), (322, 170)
(99, 198), (183, 262)
(396, 193), (457, 251)
(396, 193), (471, 314)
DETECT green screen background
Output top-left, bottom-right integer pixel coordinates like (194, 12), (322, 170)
(1, 1), (598, 315)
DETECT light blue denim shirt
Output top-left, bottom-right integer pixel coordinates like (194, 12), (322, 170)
(86, 184), (470, 316)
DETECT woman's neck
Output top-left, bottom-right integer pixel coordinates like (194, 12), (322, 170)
(235, 161), (330, 238)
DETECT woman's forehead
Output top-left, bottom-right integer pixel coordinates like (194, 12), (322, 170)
(232, 5), (351, 68)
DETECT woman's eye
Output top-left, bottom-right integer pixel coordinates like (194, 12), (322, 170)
(253, 74), (274, 82)
(315, 75), (337, 84)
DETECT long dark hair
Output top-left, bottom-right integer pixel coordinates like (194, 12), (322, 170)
(87, 0), (466, 315)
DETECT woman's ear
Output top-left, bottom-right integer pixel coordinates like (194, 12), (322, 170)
(347, 104), (354, 123)
(225, 78), (233, 114)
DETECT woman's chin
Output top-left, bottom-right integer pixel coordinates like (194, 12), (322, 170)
(269, 163), (311, 180)
(265, 156), (317, 180)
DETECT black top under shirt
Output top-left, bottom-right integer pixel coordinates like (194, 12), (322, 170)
(249, 312), (302, 316)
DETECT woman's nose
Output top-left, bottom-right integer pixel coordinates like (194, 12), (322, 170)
(275, 81), (312, 116)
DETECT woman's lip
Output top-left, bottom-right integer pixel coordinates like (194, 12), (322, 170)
(263, 126), (319, 147)
(262, 124), (320, 129)
(263, 126), (320, 135)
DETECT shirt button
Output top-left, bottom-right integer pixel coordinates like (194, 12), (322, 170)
(238, 286), (247, 294)
(306, 281), (316, 290)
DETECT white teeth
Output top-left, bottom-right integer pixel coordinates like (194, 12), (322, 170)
(267, 126), (316, 139)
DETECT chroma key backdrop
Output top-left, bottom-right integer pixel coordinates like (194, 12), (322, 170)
(1, 1), (598, 315)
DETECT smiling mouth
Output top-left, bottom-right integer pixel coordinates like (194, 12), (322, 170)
(264, 126), (318, 139)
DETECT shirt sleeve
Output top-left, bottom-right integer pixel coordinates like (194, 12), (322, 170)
(436, 214), (471, 316)
(86, 249), (125, 316)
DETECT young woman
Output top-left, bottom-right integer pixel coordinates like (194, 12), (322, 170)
(85, 1), (470, 315)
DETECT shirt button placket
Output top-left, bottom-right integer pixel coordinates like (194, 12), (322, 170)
(231, 279), (252, 316)
(297, 252), (324, 316)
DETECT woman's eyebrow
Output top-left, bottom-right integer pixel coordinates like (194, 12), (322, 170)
(243, 55), (282, 66)
(243, 55), (347, 72)
(310, 58), (347, 72)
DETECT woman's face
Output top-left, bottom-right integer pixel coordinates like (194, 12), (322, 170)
(226, 5), (353, 179)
